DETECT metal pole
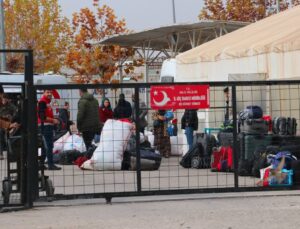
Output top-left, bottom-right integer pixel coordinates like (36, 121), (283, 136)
(0, 0), (6, 72)
(134, 86), (142, 192)
(24, 51), (39, 207)
(231, 85), (239, 190)
(172, 0), (176, 24)
(276, 0), (280, 13)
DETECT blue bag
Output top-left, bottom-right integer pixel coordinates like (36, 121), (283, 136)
(164, 110), (174, 121)
(239, 105), (263, 120)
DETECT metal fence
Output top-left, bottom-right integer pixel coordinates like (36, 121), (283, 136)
(0, 49), (300, 210)
(30, 81), (300, 204)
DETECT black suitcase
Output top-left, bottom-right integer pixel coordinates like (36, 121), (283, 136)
(238, 133), (273, 164)
(287, 117), (297, 136)
(272, 117), (287, 135)
(217, 132), (233, 147)
(129, 148), (162, 171)
(193, 133), (217, 157)
(239, 118), (268, 134)
(180, 144), (203, 168)
(291, 160), (300, 185)
(266, 144), (300, 159)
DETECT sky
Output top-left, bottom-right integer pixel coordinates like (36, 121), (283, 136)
(58, 0), (204, 31)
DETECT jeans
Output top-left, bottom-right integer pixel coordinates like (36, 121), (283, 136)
(94, 134), (100, 143)
(40, 125), (54, 167)
(185, 127), (194, 150)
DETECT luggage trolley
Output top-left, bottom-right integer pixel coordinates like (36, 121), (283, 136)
(2, 133), (54, 205)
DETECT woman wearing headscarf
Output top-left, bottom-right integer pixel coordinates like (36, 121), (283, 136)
(152, 110), (171, 158)
(94, 98), (113, 143)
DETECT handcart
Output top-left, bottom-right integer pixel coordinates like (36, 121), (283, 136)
(2, 133), (54, 205)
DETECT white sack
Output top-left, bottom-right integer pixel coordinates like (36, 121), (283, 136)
(53, 131), (71, 154)
(82, 119), (133, 170)
(63, 134), (86, 152)
(144, 131), (188, 156)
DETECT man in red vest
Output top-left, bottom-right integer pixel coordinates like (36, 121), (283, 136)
(38, 90), (61, 170)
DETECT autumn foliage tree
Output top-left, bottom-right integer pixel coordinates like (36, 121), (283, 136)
(199, 0), (300, 22)
(4, 0), (71, 73)
(65, 0), (139, 83)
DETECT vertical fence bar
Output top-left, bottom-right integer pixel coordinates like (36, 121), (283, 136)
(24, 51), (39, 207)
(231, 85), (239, 189)
(134, 86), (142, 192)
(20, 84), (27, 204)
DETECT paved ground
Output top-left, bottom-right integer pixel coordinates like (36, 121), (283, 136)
(0, 191), (300, 229)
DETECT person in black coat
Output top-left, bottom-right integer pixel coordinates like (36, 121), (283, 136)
(181, 109), (198, 150)
(113, 93), (132, 119)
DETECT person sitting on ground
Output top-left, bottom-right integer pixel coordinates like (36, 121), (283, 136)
(257, 156), (288, 186)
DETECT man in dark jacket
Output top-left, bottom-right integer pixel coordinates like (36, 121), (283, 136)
(131, 94), (148, 133)
(181, 109), (198, 150)
(113, 93), (132, 119)
(77, 89), (100, 150)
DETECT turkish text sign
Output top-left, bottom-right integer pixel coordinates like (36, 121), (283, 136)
(150, 85), (210, 110)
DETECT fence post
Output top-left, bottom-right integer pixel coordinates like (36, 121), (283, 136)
(231, 85), (239, 190)
(24, 51), (39, 207)
(134, 86), (142, 192)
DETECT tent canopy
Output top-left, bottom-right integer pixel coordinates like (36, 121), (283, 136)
(177, 6), (300, 64)
(98, 20), (248, 53)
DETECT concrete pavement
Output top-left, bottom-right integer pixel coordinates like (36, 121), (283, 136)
(0, 190), (299, 229)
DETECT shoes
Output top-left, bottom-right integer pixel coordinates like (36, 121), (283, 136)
(47, 165), (62, 170)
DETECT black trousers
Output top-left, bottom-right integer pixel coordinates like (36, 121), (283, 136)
(82, 131), (96, 150)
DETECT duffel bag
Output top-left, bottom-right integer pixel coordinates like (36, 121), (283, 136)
(239, 105), (263, 120)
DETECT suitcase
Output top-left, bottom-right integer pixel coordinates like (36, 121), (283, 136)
(266, 144), (300, 159)
(129, 148), (162, 171)
(180, 144), (202, 168)
(272, 117), (287, 135)
(193, 133), (217, 157)
(238, 133), (273, 161)
(291, 160), (300, 185)
(217, 132), (233, 147)
(239, 118), (268, 134)
(180, 144), (210, 169)
(272, 135), (300, 145)
(287, 117), (297, 136)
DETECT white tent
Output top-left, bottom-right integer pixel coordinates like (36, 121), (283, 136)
(176, 6), (300, 82)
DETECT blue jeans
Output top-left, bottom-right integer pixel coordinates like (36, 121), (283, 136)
(185, 127), (194, 150)
(40, 125), (54, 167)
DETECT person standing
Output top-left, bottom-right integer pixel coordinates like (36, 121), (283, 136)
(38, 90), (61, 170)
(113, 93), (132, 119)
(181, 109), (198, 150)
(58, 101), (73, 132)
(131, 94), (148, 134)
(77, 89), (100, 150)
(94, 98), (113, 143)
(152, 110), (171, 158)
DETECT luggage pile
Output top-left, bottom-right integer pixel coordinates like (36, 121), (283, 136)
(237, 105), (300, 186)
(179, 104), (300, 186)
